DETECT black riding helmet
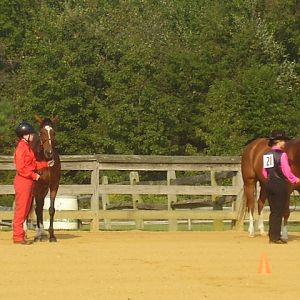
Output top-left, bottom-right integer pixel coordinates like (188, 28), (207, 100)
(15, 122), (36, 138)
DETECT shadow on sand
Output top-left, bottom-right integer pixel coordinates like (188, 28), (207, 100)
(54, 233), (81, 240)
(286, 234), (300, 242)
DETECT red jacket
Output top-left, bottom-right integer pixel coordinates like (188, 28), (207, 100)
(14, 139), (48, 180)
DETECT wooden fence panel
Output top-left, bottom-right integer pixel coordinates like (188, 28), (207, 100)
(0, 155), (245, 231)
(98, 185), (240, 195)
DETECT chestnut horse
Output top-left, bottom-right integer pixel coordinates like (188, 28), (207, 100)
(241, 137), (300, 239)
(31, 115), (61, 242)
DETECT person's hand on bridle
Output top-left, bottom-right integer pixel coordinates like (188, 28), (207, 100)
(48, 160), (55, 167)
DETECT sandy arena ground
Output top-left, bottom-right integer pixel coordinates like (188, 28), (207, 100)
(0, 230), (300, 300)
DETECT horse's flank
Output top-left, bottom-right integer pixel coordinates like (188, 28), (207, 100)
(285, 139), (300, 178)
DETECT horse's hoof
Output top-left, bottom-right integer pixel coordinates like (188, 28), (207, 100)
(49, 237), (57, 243)
(248, 228), (255, 237)
(281, 227), (288, 241)
(41, 234), (48, 241)
(34, 234), (48, 242)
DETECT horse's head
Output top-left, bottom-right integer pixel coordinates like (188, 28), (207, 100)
(35, 115), (59, 161)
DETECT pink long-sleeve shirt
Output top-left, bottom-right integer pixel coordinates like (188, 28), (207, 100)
(262, 146), (299, 183)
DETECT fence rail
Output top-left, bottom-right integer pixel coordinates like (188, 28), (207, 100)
(0, 155), (246, 231)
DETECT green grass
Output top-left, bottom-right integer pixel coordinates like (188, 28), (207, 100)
(98, 221), (300, 232)
(98, 221), (234, 231)
(3, 219), (300, 232)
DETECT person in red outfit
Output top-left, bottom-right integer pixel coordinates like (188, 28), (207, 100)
(13, 122), (53, 245)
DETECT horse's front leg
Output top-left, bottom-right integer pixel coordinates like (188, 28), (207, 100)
(34, 197), (48, 242)
(257, 185), (267, 236)
(48, 195), (57, 242)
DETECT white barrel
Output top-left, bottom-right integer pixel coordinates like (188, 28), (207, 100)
(43, 195), (78, 229)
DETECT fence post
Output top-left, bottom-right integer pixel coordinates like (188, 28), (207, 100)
(90, 163), (99, 231)
(167, 170), (177, 231)
(130, 171), (143, 229)
(101, 176), (111, 230)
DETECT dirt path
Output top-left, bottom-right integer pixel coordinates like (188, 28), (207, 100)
(0, 230), (299, 300)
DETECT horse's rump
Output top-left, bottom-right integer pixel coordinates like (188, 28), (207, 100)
(241, 138), (269, 184)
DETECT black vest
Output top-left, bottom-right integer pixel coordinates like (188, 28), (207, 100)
(265, 149), (286, 180)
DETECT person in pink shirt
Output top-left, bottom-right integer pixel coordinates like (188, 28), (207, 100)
(262, 129), (300, 244)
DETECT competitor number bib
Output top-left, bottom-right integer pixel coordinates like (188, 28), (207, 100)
(263, 153), (274, 169)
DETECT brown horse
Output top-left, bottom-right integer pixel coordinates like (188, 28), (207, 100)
(31, 115), (61, 242)
(241, 137), (300, 239)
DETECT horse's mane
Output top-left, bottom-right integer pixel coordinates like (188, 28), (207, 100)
(244, 136), (267, 146)
(30, 133), (44, 161)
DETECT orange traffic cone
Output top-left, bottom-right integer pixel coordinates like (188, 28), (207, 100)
(258, 254), (271, 274)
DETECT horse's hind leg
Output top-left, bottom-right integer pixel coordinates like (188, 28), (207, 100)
(257, 185), (267, 236)
(281, 197), (291, 241)
(34, 196), (48, 242)
(244, 182), (255, 237)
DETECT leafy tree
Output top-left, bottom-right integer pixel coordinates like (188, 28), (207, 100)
(14, 2), (109, 154)
(0, 0), (37, 154)
(200, 63), (300, 155)
(1, 0), (299, 157)
(198, 0), (300, 155)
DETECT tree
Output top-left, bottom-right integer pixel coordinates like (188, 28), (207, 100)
(1, 0), (299, 156)
(0, 0), (37, 154)
(197, 0), (300, 155)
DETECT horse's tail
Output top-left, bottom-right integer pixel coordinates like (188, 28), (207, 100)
(234, 188), (247, 231)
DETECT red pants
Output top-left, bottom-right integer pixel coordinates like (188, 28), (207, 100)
(13, 175), (34, 241)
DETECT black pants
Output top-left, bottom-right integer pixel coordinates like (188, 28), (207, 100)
(265, 178), (289, 241)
